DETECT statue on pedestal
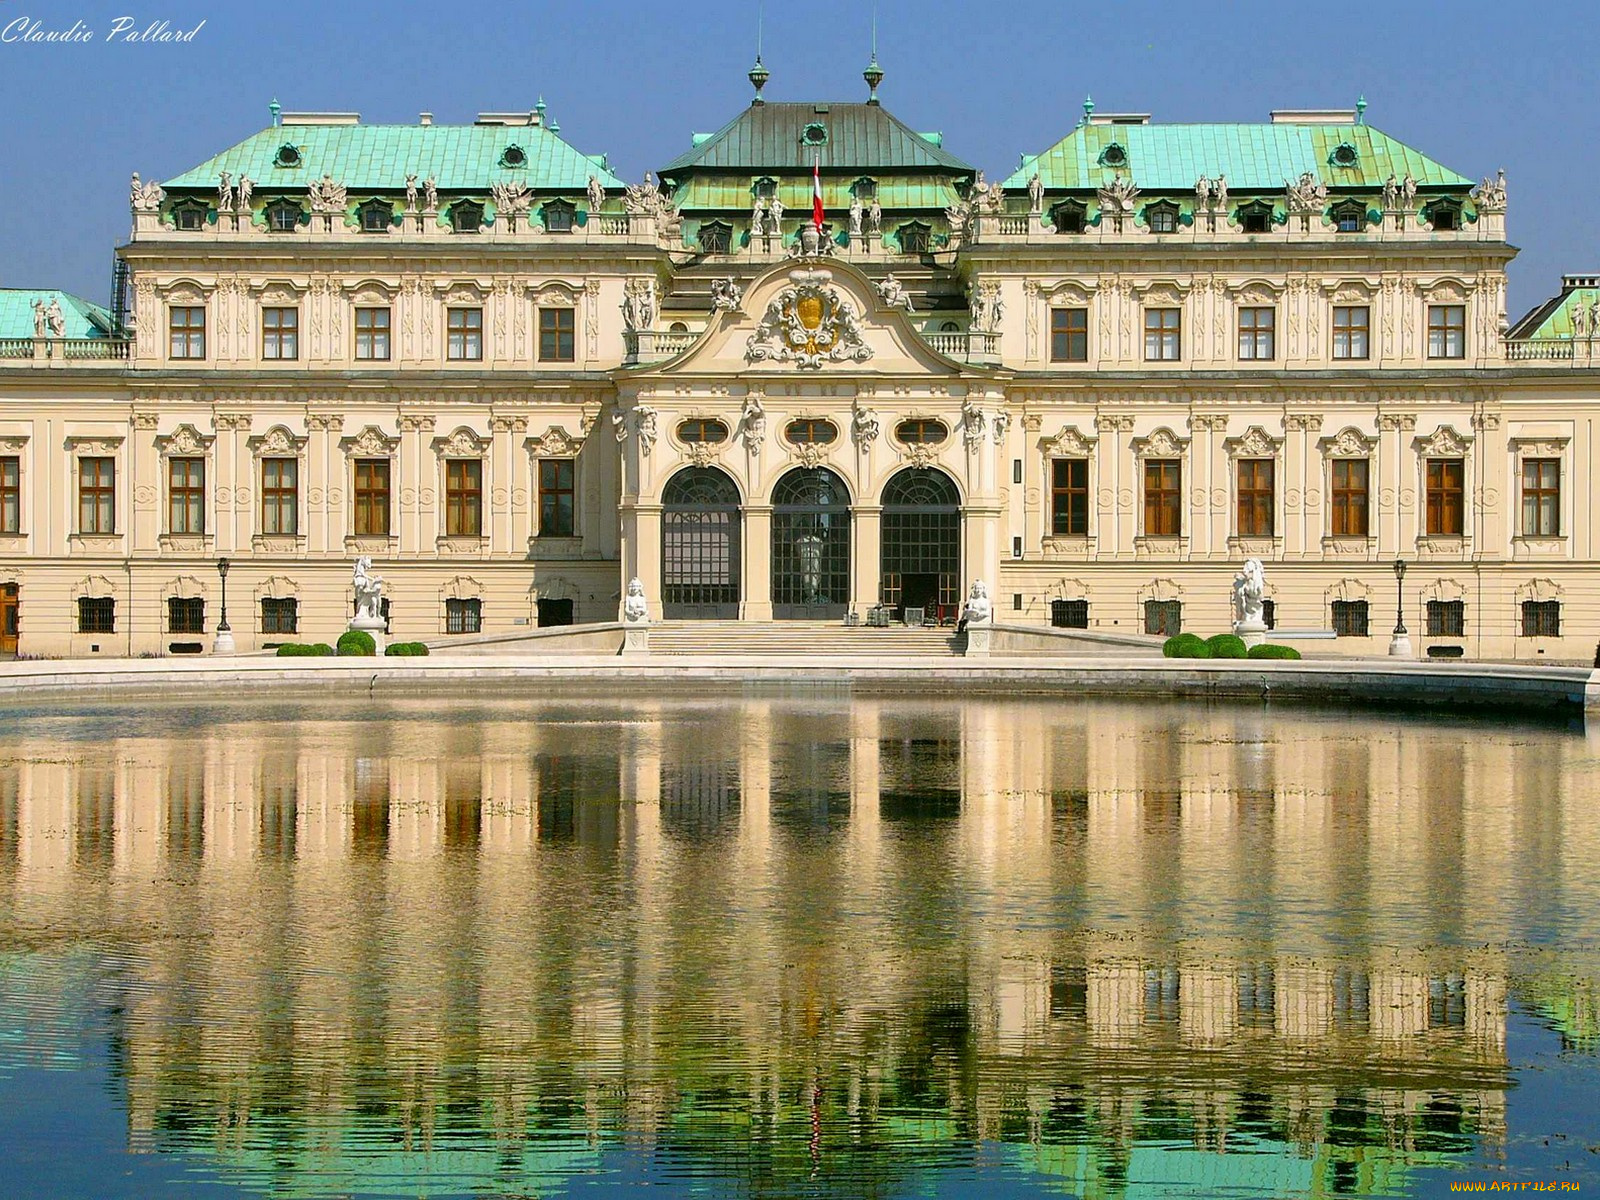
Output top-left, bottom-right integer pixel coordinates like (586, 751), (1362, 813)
(352, 556), (386, 622)
(623, 577), (649, 623)
(1232, 558), (1268, 646)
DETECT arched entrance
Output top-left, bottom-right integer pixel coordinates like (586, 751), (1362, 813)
(662, 467), (741, 619)
(881, 468), (960, 622)
(771, 467), (851, 619)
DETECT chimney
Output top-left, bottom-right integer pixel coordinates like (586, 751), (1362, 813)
(419, 112), (433, 126)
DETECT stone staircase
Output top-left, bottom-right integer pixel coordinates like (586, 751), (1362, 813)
(648, 620), (963, 657)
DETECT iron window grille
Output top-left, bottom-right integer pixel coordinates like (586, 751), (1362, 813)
(261, 597), (298, 635)
(1144, 600), (1181, 636)
(1426, 599), (1466, 637)
(77, 596), (115, 634)
(1332, 599), (1369, 637)
(446, 598), (482, 634)
(168, 596), (206, 635)
(1051, 599), (1089, 629)
(1521, 600), (1560, 637)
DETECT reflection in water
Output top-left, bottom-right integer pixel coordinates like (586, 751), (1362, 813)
(0, 695), (1598, 1198)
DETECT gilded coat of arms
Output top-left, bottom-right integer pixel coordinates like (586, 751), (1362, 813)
(745, 269), (874, 370)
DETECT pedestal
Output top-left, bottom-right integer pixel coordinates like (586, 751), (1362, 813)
(964, 625), (991, 657)
(212, 629), (236, 656)
(1388, 632), (1413, 658)
(622, 625), (650, 656)
(1234, 621), (1268, 649)
(348, 614), (387, 655)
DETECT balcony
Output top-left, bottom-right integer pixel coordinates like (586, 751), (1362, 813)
(0, 338), (132, 367)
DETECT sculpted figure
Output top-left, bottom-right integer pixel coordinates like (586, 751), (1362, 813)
(1574, 302), (1590, 340)
(32, 299), (47, 338)
(217, 171), (234, 214)
(406, 174), (419, 212)
(45, 299), (65, 338)
(235, 175), (253, 213)
(130, 172), (164, 212)
(587, 175), (606, 213)
(423, 177), (438, 210)
(710, 277), (743, 311)
(1401, 173), (1417, 206)
(1214, 174), (1228, 217)
(751, 194), (768, 237)
(768, 194), (784, 234)
(876, 273), (913, 312)
(867, 196), (882, 235)
(852, 400), (881, 445)
(623, 577), (649, 623)
(1232, 558), (1267, 628)
(959, 580), (992, 631)
(1028, 170), (1044, 213)
(849, 194), (864, 236)
(352, 556), (386, 622)
(1382, 173), (1399, 210)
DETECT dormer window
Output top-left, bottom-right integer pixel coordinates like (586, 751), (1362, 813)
(1239, 201), (1273, 233)
(499, 144), (527, 168)
(1329, 142), (1359, 169)
(1050, 200), (1086, 235)
(543, 199), (576, 233)
(753, 177), (778, 200)
(852, 177), (878, 199)
(1332, 200), (1367, 233)
(358, 199), (393, 232)
(265, 199), (303, 232)
(1145, 201), (1180, 234)
(171, 200), (208, 231)
(897, 222), (931, 255)
(272, 144), (302, 169)
(1426, 199), (1462, 231)
(800, 122), (828, 148)
(1100, 142), (1128, 168)
(450, 200), (484, 233)
(698, 221), (732, 254)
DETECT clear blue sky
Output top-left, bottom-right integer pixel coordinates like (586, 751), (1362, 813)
(0, 0), (1587, 318)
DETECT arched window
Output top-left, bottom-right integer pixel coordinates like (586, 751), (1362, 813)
(880, 468), (960, 620)
(772, 467), (851, 619)
(662, 468), (741, 619)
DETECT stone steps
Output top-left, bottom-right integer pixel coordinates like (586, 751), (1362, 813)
(648, 620), (963, 656)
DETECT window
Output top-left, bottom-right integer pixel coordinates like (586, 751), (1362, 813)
(1330, 459), (1370, 537)
(1333, 306), (1370, 359)
(261, 307), (299, 360)
(1332, 201), (1366, 233)
(538, 307), (576, 362)
(169, 306), (205, 359)
(1051, 201), (1086, 235)
(1143, 459), (1182, 536)
(447, 307), (483, 361)
(1331, 599), (1369, 637)
(167, 457), (205, 535)
(1050, 308), (1088, 362)
(785, 419), (837, 444)
(78, 457), (115, 534)
(500, 145), (527, 168)
(355, 307), (391, 361)
(1521, 600), (1560, 638)
(1428, 202), (1461, 231)
(0, 457), (18, 534)
(260, 458), (298, 535)
(1144, 308), (1181, 361)
(445, 459), (482, 537)
(1146, 202), (1179, 233)
(698, 221), (732, 254)
(1426, 599), (1465, 637)
(1237, 307), (1275, 360)
(678, 419), (729, 444)
(1425, 458), (1465, 536)
(543, 200), (576, 233)
(1051, 458), (1089, 536)
(1236, 459), (1275, 537)
(1051, 599), (1089, 629)
(359, 200), (393, 232)
(261, 597), (298, 635)
(1521, 458), (1560, 536)
(896, 222), (930, 254)
(353, 458), (391, 537)
(1427, 305), (1466, 359)
(1100, 143), (1127, 168)
(446, 598), (482, 634)
(895, 419), (947, 444)
(265, 200), (302, 232)
(167, 596), (206, 635)
(1144, 599), (1181, 637)
(1262, 599), (1276, 631)
(172, 201), (208, 231)
(539, 459), (575, 537)
(450, 201), (483, 233)
(273, 144), (302, 168)
(1240, 203), (1272, 233)
(77, 596), (115, 634)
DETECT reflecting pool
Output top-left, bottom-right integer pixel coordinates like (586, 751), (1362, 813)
(1, 693), (1598, 1198)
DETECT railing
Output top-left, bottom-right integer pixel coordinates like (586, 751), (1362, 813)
(0, 337), (132, 364)
(622, 329), (697, 364)
(593, 214), (633, 236)
(1504, 338), (1576, 361)
(922, 330), (1001, 362)
(60, 338), (131, 360)
(0, 339), (31, 359)
(924, 332), (966, 357)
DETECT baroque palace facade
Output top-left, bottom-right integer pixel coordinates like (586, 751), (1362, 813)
(1, 64), (1596, 659)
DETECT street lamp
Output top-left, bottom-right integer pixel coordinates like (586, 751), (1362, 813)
(1388, 558), (1411, 658)
(213, 556), (235, 656)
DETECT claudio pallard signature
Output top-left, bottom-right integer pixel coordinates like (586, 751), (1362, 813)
(2, 13), (208, 44)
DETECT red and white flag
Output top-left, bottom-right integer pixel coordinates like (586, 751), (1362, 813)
(811, 154), (825, 230)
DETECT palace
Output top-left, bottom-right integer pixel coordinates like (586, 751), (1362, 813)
(1, 63), (1596, 659)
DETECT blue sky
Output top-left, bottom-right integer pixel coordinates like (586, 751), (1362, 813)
(0, 0), (1588, 318)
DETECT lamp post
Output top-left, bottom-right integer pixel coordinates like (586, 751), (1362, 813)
(214, 556), (235, 656)
(1388, 558), (1411, 658)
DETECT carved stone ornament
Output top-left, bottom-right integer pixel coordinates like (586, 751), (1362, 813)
(154, 423), (213, 457)
(1320, 427), (1376, 457)
(342, 425), (400, 458)
(1043, 425), (1096, 457)
(1223, 426), (1282, 459)
(1427, 280), (1469, 304)
(1131, 428), (1188, 458)
(902, 441), (939, 467)
(1413, 425), (1471, 457)
(794, 441), (828, 468)
(635, 406), (659, 456)
(745, 269), (874, 370)
(851, 401), (881, 446)
(687, 440), (718, 468)
(434, 427), (488, 458)
(248, 426), (305, 457)
(527, 426), (583, 458)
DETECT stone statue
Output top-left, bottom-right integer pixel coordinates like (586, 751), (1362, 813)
(621, 278), (657, 332)
(751, 194), (769, 238)
(623, 577), (649, 623)
(217, 172), (234, 214)
(1589, 298), (1600, 337)
(423, 177), (438, 210)
(876, 273), (913, 312)
(1401, 174), (1417, 207)
(491, 180), (530, 216)
(739, 393), (766, 453)
(768, 195), (784, 234)
(130, 172), (164, 212)
(1232, 558), (1268, 639)
(851, 400), (881, 445)
(235, 175), (253, 214)
(587, 175), (606, 213)
(961, 397), (987, 448)
(32, 299), (47, 338)
(623, 172), (661, 215)
(1474, 168), (1508, 211)
(968, 281), (1004, 332)
(1028, 171), (1044, 213)
(635, 406), (659, 456)
(1214, 174), (1228, 217)
(960, 579), (993, 628)
(710, 277), (743, 311)
(1574, 302), (1591, 340)
(405, 174), (419, 212)
(1195, 174), (1211, 209)
(849, 194), (864, 236)
(45, 299), (65, 338)
(1097, 175), (1140, 221)
(1382, 174), (1399, 210)
(310, 174), (347, 214)
(867, 196), (882, 235)
(352, 556), (386, 622)
(1284, 171), (1327, 214)
(612, 409), (628, 442)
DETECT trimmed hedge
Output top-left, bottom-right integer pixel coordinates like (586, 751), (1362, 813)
(384, 642), (430, 657)
(1162, 633), (1211, 659)
(275, 642), (335, 657)
(1247, 643), (1302, 660)
(336, 630), (377, 657)
(1205, 633), (1249, 659)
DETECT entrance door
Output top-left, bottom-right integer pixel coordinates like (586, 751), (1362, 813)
(662, 467), (742, 619)
(0, 583), (15, 654)
(880, 468), (960, 623)
(772, 467), (851, 619)
(536, 598), (574, 627)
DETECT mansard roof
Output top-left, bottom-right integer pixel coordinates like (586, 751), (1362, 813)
(658, 102), (974, 175)
(0, 289), (114, 340)
(1004, 120), (1473, 193)
(163, 119), (626, 193)
(1507, 276), (1600, 340)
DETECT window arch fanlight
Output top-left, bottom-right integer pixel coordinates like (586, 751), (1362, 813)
(1050, 199), (1087, 235)
(939, 320), (961, 333)
(678, 418), (729, 445)
(882, 466), (960, 508)
(851, 176), (878, 199)
(772, 465), (850, 507)
(698, 220), (733, 254)
(264, 198), (304, 232)
(1331, 199), (1367, 233)
(785, 418), (838, 445)
(896, 222), (931, 255)
(752, 177), (778, 200)
(450, 199), (484, 233)
(662, 466), (741, 506)
(895, 418), (948, 445)
(668, 321), (690, 334)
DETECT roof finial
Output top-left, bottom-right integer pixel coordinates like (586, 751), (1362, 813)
(1081, 95), (1094, 128)
(749, 1), (769, 105)
(1356, 94), (1367, 125)
(535, 95), (547, 124)
(269, 98), (281, 128)
(863, 1), (883, 103)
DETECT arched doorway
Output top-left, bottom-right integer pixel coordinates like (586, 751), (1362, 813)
(662, 467), (741, 619)
(881, 468), (960, 622)
(771, 467), (851, 619)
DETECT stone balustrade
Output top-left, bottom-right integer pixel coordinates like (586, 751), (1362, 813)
(0, 338), (131, 366)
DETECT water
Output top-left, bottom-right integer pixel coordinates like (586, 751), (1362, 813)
(0, 692), (1597, 1198)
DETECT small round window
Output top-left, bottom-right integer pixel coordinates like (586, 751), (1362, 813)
(895, 419), (947, 445)
(785, 419), (838, 445)
(678, 418), (729, 444)
(1330, 143), (1358, 168)
(1101, 142), (1127, 168)
(273, 144), (302, 168)
(501, 145), (527, 168)
(800, 122), (828, 148)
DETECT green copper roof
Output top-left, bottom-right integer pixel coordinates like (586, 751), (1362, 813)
(1508, 283), (1599, 340)
(669, 175), (962, 213)
(164, 123), (626, 193)
(1003, 122), (1473, 192)
(658, 102), (974, 175)
(0, 289), (113, 340)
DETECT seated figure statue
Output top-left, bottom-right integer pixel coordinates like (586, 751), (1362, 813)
(623, 577), (649, 623)
(958, 579), (992, 632)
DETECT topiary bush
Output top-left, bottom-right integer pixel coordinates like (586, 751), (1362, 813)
(384, 642), (430, 657)
(336, 630), (376, 657)
(1206, 633), (1249, 659)
(1247, 643), (1302, 660)
(276, 643), (312, 657)
(308, 643), (336, 656)
(1162, 633), (1211, 659)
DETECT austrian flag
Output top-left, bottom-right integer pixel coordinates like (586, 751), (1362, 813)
(812, 157), (825, 229)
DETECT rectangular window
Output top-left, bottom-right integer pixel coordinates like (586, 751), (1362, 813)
(261, 458), (299, 536)
(77, 596), (115, 634)
(1143, 459), (1182, 537)
(1144, 308), (1181, 361)
(1427, 599), (1465, 637)
(261, 307), (299, 360)
(1236, 459), (1275, 537)
(355, 307), (391, 361)
(538, 458), (575, 537)
(167, 456), (205, 535)
(353, 458), (391, 537)
(1144, 599), (1182, 637)
(1331, 599), (1369, 637)
(1237, 307), (1275, 360)
(1051, 458), (1089, 536)
(261, 597), (298, 635)
(1521, 458), (1560, 537)
(169, 306), (205, 359)
(1427, 305), (1466, 359)
(447, 308), (483, 361)
(0, 456), (18, 535)
(1521, 600), (1560, 638)
(1330, 459), (1370, 537)
(1050, 308), (1088, 362)
(445, 459), (482, 537)
(1051, 599), (1089, 629)
(539, 307), (576, 362)
(167, 596), (206, 635)
(446, 598), (482, 634)
(1425, 458), (1465, 536)
(78, 457), (115, 535)
(1333, 305), (1370, 359)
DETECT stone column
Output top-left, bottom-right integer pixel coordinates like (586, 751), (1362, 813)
(625, 504), (662, 621)
(742, 503), (773, 620)
(852, 504), (882, 612)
